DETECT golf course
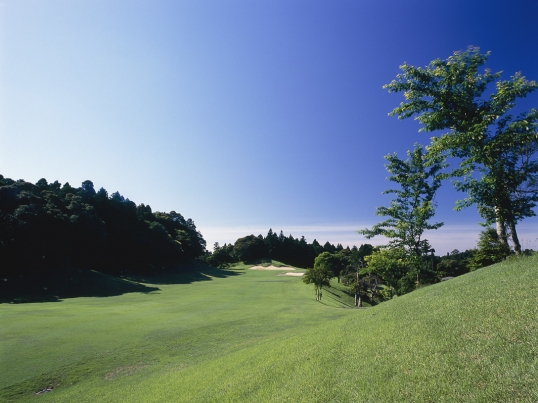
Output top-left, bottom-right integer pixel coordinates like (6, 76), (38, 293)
(1, 256), (537, 402)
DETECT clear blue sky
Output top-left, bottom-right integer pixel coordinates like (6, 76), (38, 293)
(1, 0), (537, 254)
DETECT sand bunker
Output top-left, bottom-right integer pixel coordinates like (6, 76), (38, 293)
(250, 265), (296, 271)
(284, 272), (304, 276)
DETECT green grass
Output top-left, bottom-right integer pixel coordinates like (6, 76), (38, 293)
(1, 256), (537, 402)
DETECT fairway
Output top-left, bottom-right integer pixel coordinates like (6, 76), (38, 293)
(2, 257), (538, 402)
(0, 264), (355, 402)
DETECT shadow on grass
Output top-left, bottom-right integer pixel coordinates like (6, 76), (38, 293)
(318, 286), (356, 308)
(123, 262), (243, 285)
(0, 268), (160, 304)
(0, 262), (244, 304)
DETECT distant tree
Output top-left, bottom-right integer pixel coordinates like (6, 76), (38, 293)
(363, 248), (412, 296)
(311, 239), (324, 257)
(468, 228), (511, 271)
(302, 265), (333, 301)
(437, 249), (474, 278)
(207, 243), (236, 268)
(80, 180), (96, 201)
(313, 251), (346, 283)
(264, 228), (279, 258)
(323, 241), (336, 254)
(233, 235), (266, 263)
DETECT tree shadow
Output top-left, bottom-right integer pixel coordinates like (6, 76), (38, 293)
(317, 286), (356, 308)
(0, 268), (160, 304)
(123, 261), (243, 285)
(0, 262), (244, 304)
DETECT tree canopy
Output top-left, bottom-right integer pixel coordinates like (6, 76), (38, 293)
(384, 47), (538, 253)
(0, 175), (206, 278)
(358, 144), (446, 259)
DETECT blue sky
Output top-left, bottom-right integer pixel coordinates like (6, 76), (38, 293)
(1, 0), (537, 254)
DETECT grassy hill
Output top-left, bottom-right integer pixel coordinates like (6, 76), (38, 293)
(1, 257), (537, 402)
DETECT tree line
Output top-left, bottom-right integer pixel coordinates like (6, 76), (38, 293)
(303, 229), (519, 305)
(0, 175), (206, 278)
(205, 228), (366, 269)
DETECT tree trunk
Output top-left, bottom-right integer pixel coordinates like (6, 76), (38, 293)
(495, 207), (509, 247)
(355, 270), (359, 307)
(509, 220), (522, 254)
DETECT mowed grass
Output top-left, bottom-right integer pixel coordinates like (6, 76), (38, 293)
(1, 257), (538, 402)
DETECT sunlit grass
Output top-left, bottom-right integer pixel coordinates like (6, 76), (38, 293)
(1, 256), (537, 402)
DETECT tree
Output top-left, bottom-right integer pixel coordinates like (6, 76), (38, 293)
(302, 255), (334, 301)
(313, 251), (346, 282)
(364, 248), (411, 296)
(207, 242), (236, 268)
(358, 144), (447, 284)
(467, 228), (511, 271)
(358, 144), (446, 292)
(384, 47), (538, 253)
(233, 235), (266, 263)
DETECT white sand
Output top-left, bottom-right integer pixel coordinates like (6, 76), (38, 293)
(284, 272), (304, 276)
(250, 265), (296, 271)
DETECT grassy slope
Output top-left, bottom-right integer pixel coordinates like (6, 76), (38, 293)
(1, 257), (537, 402)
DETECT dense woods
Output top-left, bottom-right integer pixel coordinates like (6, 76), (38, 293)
(206, 228), (372, 270)
(0, 175), (206, 278)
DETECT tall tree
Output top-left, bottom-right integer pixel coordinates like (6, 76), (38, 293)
(359, 144), (446, 258)
(384, 47), (538, 253)
(303, 254), (334, 301)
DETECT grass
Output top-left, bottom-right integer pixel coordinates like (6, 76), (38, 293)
(1, 256), (537, 402)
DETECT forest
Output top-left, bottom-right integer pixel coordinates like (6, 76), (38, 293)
(0, 175), (206, 278)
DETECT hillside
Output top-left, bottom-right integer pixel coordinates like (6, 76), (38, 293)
(1, 257), (537, 402)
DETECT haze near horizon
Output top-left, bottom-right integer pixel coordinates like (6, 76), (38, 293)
(2, 0), (537, 254)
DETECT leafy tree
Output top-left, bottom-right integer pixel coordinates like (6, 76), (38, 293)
(207, 242), (236, 268)
(233, 235), (266, 263)
(302, 259), (333, 301)
(468, 228), (511, 271)
(264, 228), (279, 258)
(363, 248), (411, 296)
(358, 144), (447, 287)
(384, 47), (538, 254)
(341, 243), (375, 306)
(313, 251), (346, 282)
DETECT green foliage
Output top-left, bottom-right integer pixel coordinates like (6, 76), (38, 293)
(359, 144), (446, 258)
(205, 228), (366, 270)
(0, 175), (207, 278)
(302, 257), (334, 300)
(206, 243), (236, 268)
(385, 46), (538, 253)
(436, 249), (474, 278)
(233, 235), (267, 263)
(358, 144), (446, 293)
(364, 248), (409, 294)
(468, 228), (511, 271)
(312, 251), (346, 281)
